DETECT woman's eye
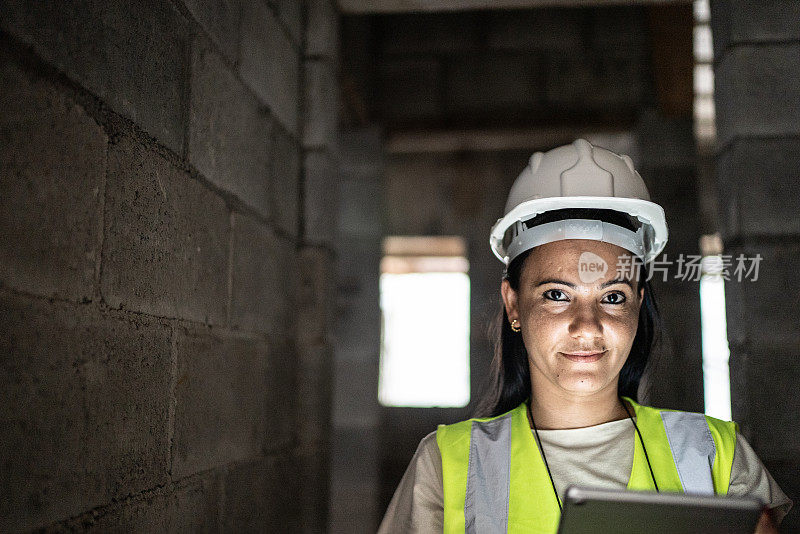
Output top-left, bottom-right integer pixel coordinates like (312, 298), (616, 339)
(543, 289), (568, 301)
(602, 292), (627, 304)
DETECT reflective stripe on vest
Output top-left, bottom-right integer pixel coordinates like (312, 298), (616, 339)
(436, 397), (738, 534)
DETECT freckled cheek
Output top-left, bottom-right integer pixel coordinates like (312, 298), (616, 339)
(521, 307), (570, 354)
(598, 311), (634, 330)
(611, 305), (640, 329)
(522, 306), (639, 344)
(604, 312), (640, 347)
(521, 306), (565, 332)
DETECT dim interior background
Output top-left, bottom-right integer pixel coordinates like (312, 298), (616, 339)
(0, 0), (798, 532)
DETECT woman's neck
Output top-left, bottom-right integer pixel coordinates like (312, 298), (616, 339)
(528, 383), (631, 430)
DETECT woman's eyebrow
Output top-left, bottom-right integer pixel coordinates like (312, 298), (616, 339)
(535, 278), (635, 290)
(535, 279), (577, 288)
(601, 278), (636, 291)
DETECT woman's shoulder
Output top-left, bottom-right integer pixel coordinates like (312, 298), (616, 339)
(434, 403), (526, 448)
(436, 403), (526, 429)
(377, 431), (444, 533)
(627, 398), (739, 430)
(418, 430), (439, 452)
(729, 432), (793, 523)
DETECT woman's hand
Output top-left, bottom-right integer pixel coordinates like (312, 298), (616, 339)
(754, 508), (778, 534)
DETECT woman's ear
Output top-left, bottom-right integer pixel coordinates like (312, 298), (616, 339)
(501, 279), (519, 321)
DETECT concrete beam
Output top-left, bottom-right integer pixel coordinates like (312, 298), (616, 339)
(338, 0), (689, 14)
(386, 127), (632, 154)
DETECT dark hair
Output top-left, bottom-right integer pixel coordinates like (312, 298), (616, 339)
(475, 208), (664, 418)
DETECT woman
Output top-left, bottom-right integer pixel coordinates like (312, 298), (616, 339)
(378, 140), (792, 533)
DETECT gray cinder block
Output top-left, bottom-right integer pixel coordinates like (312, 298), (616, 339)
(714, 45), (800, 145)
(297, 246), (335, 348)
(102, 135), (229, 324)
(727, 340), (800, 460)
(303, 150), (339, 246)
(273, 0), (304, 48)
(0, 0), (189, 153)
(0, 53), (106, 302)
(239, 0), (300, 134)
(297, 440), (331, 533)
(297, 343), (333, 449)
(716, 138), (800, 240)
(303, 59), (338, 151)
(229, 213), (295, 335)
(222, 454), (301, 532)
(189, 42), (272, 218)
(306, 0), (339, 59)
(711, 0), (800, 59)
(182, 0), (241, 64)
(172, 328), (271, 479)
(723, 242), (800, 353)
(0, 293), (171, 532)
(270, 123), (301, 238)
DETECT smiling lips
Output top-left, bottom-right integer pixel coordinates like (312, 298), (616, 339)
(561, 350), (607, 363)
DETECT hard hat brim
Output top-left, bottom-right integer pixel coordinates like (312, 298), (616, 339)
(489, 196), (668, 265)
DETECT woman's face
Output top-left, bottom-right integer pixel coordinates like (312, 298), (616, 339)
(501, 239), (644, 398)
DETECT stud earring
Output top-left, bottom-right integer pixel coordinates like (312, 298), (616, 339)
(510, 319), (521, 332)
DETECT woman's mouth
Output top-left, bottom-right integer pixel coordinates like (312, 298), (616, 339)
(560, 350), (606, 363)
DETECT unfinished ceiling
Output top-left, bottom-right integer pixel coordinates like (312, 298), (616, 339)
(338, 0), (691, 14)
(340, 4), (693, 151)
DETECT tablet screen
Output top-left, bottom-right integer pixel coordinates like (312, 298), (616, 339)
(557, 486), (763, 534)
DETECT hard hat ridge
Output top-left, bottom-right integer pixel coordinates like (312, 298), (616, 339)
(560, 139), (614, 197)
(490, 139), (668, 266)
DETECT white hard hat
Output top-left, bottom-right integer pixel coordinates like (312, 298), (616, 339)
(490, 139), (668, 266)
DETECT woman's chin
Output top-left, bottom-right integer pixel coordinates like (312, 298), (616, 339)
(556, 374), (610, 395)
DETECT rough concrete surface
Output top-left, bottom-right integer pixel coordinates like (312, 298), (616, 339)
(0, 292), (171, 532)
(711, 0), (800, 59)
(306, 0), (340, 59)
(715, 45), (800, 145)
(716, 138), (800, 239)
(303, 59), (339, 150)
(229, 213), (295, 335)
(270, 122), (301, 238)
(173, 327), (270, 479)
(239, 0), (300, 134)
(0, 51), (106, 302)
(222, 453), (301, 532)
(103, 135), (229, 324)
(189, 41), (272, 219)
(181, 0), (241, 64)
(303, 150), (339, 246)
(0, 0), (190, 153)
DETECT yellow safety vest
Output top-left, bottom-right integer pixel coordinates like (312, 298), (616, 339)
(436, 397), (738, 534)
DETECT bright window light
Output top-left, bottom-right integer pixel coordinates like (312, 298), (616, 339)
(693, 0), (716, 146)
(693, 0), (710, 23)
(378, 237), (470, 408)
(693, 24), (713, 62)
(699, 239), (732, 421)
(693, 64), (714, 95)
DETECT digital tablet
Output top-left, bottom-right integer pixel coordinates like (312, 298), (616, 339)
(557, 486), (763, 534)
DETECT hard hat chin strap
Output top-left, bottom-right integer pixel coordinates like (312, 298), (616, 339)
(505, 218), (646, 265)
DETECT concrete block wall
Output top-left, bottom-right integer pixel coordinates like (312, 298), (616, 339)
(633, 111), (705, 414)
(0, 0), (340, 531)
(711, 1), (800, 530)
(367, 7), (649, 128)
(299, 1), (340, 531)
(329, 127), (384, 533)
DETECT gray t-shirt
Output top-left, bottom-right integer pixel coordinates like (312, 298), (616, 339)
(378, 418), (793, 533)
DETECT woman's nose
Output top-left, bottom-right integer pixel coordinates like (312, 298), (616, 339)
(567, 303), (604, 340)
